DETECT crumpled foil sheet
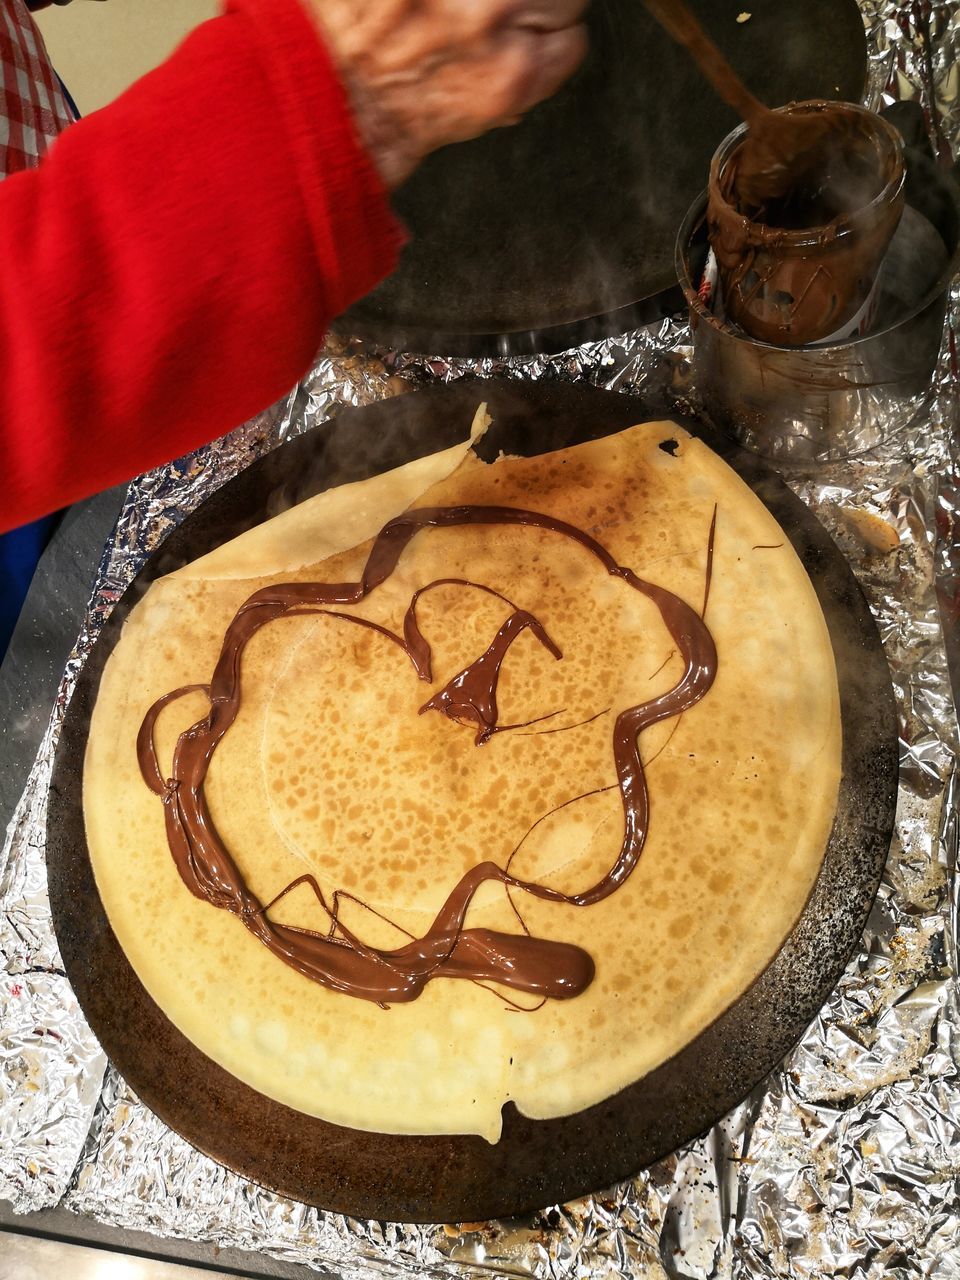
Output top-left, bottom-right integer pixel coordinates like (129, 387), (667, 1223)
(2, 2), (959, 1276)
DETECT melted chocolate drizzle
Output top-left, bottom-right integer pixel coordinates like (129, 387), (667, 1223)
(138, 505), (718, 1006)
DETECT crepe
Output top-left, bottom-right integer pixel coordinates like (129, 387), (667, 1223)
(84, 414), (841, 1143)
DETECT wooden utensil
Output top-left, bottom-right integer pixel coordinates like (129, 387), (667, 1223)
(643, 0), (837, 206)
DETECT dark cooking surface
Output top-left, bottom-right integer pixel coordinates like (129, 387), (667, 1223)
(339, 0), (868, 344)
(47, 379), (896, 1223)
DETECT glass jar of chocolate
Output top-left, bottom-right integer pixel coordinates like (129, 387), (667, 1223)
(707, 101), (905, 347)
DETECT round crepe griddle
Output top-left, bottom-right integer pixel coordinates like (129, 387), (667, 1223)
(47, 379), (897, 1224)
(337, 0), (868, 352)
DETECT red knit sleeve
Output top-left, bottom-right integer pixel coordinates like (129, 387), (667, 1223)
(1, 0), (403, 533)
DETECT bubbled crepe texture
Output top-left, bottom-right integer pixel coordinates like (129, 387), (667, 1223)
(84, 418), (840, 1142)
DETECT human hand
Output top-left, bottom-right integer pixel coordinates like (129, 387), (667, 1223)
(304, 0), (588, 188)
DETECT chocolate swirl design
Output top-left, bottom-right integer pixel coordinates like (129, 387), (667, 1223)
(138, 505), (718, 1007)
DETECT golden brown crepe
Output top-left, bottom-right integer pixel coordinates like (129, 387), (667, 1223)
(84, 415), (841, 1142)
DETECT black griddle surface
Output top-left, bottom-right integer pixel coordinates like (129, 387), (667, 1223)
(340, 0), (867, 346)
(48, 379), (896, 1223)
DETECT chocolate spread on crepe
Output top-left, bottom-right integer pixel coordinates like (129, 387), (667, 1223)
(84, 421), (841, 1142)
(136, 507), (718, 1007)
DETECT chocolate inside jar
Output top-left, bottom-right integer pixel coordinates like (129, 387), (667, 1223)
(726, 107), (892, 227)
(707, 103), (906, 346)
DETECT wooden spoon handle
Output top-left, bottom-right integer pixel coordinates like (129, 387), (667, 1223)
(643, 0), (766, 124)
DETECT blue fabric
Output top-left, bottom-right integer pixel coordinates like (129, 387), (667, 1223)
(0, 516), (58, 658)
(56, 73), (80, 123)
(0, 76), (79, 661)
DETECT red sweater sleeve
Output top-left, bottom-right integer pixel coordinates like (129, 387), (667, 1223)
(1, 0), (403, 534)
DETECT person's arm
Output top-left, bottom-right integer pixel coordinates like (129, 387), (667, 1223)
(2, 0), (400, 534)
(2, 0), (586, 534)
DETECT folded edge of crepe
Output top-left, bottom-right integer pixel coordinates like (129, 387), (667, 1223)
(171, 402), (491, 582)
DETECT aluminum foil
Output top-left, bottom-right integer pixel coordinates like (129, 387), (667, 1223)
(2, 1), (959, 1275)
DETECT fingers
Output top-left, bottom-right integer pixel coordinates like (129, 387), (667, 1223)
(495, 0), (590, 33)
(440, 0), (589, 42)
(511, 24), (588, 112)
(307, 0), (590, 189)
(479, 23), (587, 123)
